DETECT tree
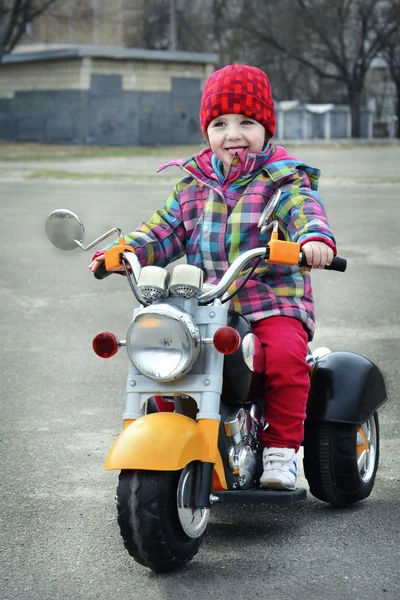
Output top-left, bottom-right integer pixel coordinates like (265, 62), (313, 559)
(240, 0), (398, 137)
(123, 0), (245, 61)
(0, 0), (62, 59)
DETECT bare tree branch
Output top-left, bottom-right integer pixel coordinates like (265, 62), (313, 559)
(295, 0), (348, 77)
(240, 0), (395, 136)
(0, 0), (61, 58)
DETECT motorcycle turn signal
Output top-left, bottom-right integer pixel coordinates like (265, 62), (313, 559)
(213, 327), (241, 355)
(92, 332), (121, 358)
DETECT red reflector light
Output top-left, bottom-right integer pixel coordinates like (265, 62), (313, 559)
(92, 332), (119, 358)
(213, 327), (240, 355)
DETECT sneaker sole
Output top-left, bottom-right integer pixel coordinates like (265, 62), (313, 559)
(259, 478), (296, 491)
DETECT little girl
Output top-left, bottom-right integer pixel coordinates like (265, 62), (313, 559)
(89, 64), (336, 491)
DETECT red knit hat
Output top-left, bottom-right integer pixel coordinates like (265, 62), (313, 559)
(200, 64), (276, 137)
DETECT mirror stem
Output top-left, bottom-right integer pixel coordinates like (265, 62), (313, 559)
(73, 228), (122, 251)
(261, 220), (279, 236)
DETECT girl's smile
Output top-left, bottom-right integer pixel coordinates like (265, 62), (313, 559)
(207, 113), (266, 175)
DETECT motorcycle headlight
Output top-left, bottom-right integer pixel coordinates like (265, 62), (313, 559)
(126, 307), (201, 381)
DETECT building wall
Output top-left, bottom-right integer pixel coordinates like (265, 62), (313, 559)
(0, 57), (207, 95)
(0, 56), (207, 145)
(274, 108), (369, 140)
(88, 58), (206, 91)
(365, 63), (396, 136)
(0, 59), (90, 95)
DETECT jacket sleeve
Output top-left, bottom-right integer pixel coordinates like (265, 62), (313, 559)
(275, 168), (336, 252)
(105, 184), (187, 267)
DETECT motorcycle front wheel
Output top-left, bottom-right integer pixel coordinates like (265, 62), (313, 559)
(303, 412), (380, 507)
(116, 469), (208, 572)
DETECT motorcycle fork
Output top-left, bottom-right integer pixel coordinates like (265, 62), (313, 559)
(193, 462), (215, 509)
(190, 418), (220, 509)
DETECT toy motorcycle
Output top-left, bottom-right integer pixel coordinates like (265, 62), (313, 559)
(45, 191), (387, 573)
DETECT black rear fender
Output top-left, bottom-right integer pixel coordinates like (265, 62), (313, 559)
(306, 351), (387, 424)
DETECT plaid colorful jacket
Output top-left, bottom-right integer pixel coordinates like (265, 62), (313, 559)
(116, 144), (336, 340)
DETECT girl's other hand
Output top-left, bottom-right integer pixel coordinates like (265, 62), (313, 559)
(301, 241), (334, 269)
(88, 253), (106, 272)
(88, 250), (126, 273)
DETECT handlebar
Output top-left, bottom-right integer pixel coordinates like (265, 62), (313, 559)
(197, 248), (347, 305)
(298, 253), (347, 272)
(93, 246), (347, 306)
(93, 251), (142, 281)
(93, 262), (112, 279)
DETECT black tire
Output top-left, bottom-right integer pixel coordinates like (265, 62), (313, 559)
(116, 469), (205, 572)
(303, 413), (380, 508)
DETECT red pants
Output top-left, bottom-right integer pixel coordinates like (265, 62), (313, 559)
(252, 316), (311, 452)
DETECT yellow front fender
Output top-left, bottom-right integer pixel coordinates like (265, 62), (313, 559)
(104, 412), (227, 489)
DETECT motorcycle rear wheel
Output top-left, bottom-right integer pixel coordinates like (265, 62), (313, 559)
(303, 413), (380, 507)
(116, 469), (205, 572)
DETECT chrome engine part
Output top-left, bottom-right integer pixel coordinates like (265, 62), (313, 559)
(224, 405), (265, 489)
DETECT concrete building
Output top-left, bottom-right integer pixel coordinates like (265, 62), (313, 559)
(365, 57), (397, 138)
(0, 45), (218, 145)
(275, 101), (373, 140)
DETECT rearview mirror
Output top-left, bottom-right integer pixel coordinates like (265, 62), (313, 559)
(257, 189), (281, 233)
(45, 209), (85, 251)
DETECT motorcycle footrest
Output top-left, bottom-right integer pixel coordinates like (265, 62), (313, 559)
(212, 487), (306, 504)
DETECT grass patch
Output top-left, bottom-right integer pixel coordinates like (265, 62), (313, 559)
(0, 142), (200, 161)
(23, 169), (400, 184)
(27, 170), (177, 181)
(1, 140), (399, 162)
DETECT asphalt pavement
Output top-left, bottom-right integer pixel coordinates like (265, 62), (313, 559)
(1, 145), (400, 600)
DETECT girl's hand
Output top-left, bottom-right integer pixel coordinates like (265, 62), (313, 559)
(301, 241), (334, 269)
(88, 251), (125, 273)
(88, 253), (106, 272)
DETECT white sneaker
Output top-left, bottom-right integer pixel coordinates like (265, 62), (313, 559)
(259, 447), (297, 491)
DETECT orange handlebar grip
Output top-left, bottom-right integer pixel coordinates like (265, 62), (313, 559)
(104, 244), (135, 271)
(267, 239), (300, 266)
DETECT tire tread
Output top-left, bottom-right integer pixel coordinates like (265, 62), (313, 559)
(116, 470), (203, 572)
(303, 415), (379, 508)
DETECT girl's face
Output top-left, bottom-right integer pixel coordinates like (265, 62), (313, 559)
(207, 113), (266, 174)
